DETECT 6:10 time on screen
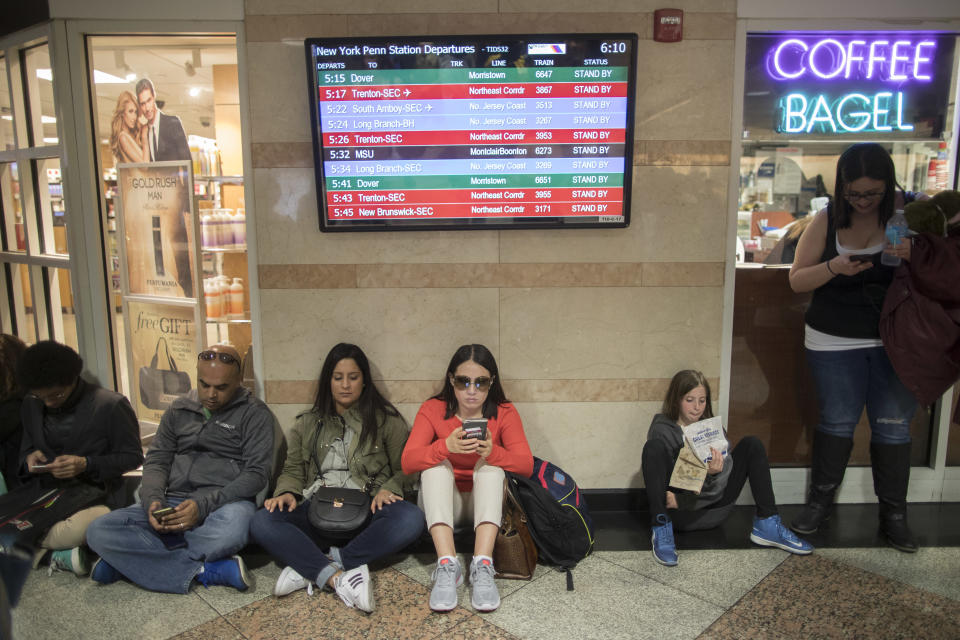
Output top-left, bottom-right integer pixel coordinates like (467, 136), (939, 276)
(600, 41), (627, 54)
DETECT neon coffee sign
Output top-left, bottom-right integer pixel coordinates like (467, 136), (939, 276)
(766, 36), (937, 135)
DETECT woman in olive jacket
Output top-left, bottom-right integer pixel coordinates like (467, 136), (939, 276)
(249, 344), (424, 612)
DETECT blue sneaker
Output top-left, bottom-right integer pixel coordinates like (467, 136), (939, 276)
(197, 556), (251, 591)
(651, 515), (678, 566)
(750, 514), (814, 555)
(90, 557), (121, 584)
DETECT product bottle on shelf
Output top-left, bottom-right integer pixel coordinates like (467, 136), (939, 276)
(204, 279), (221, 319)
(229, 277), (245, 318)
(222, 208), (236, 248)
(200, 213), (212, 249)
(881, 209), (908, 267)
(234, 208), (246, 248)
(217, 275), (231, 318)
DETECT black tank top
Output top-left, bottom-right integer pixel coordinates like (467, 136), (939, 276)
(804, 206), (895, 339)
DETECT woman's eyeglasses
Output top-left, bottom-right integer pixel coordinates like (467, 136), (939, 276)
(198, 350), (241, 370)
(451, 375), (493, 391)
(844, 189), (885, 203)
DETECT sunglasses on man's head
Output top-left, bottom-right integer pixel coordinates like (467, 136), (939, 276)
(451, 375), (493, 391)
(198, 350), (240, 370)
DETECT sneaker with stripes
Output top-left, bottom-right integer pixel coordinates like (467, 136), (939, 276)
(334, 565), (373, 613)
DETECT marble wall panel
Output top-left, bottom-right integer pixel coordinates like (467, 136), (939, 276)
(259, 287), (500, 381)
(245, 0), (497, 15)
(633, 40), (735, 141)
(355, 263), (644, 289)
(634, 140), (730, 167)
(246, 42), (313, 144)
(632, 165), (729, 262)
(246, 14), (348, 41)
(251, 142), (313, 169)
(642, 262), (724, 287)
(253, 168), (500, 265)
(499, 0), (736, 12)
(499, 286), (723, 381)
(498, 165), (728, 263)
(345, 12), (649, 36)
(514, 401), (663, 488)
(683, 13), (737, 40)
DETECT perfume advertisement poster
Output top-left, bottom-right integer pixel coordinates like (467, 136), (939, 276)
(128, 300), (197, 424)
(117, 162), (195, 298)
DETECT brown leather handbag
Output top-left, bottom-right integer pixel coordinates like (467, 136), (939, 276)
(493, 478), (537, 579)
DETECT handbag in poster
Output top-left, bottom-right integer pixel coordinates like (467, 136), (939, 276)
(138, 336), (192, 410)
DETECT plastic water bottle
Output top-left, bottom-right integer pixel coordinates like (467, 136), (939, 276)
(881, 209), (908, 266)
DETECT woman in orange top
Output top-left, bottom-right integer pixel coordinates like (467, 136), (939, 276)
(402, 344), (532, 613)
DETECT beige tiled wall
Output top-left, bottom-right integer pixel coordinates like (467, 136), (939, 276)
(244, 3), (734, 488)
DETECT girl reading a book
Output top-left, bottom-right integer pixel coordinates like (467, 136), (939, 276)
(641, 370), (813, 566)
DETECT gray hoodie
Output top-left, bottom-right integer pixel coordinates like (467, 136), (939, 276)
(646, 413), (732, 510)
(140, 386), (275, 521)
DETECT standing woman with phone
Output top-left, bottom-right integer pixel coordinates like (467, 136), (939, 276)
(402, 344), (533, 613)
(788, 143), (924, 552)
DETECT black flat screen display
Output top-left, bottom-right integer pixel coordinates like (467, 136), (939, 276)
(305, 33), (638, 232)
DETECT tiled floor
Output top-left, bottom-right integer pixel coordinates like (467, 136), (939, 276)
(11, 505), (960, 640)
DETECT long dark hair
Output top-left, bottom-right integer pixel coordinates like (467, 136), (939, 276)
(662, 370), (714, 423)
(433, 344), (509, 420)
(312, 343), (400, 450)
(0, 334), (26, 401)
(833, 143), (902, 229)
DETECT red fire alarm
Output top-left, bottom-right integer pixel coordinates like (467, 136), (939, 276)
(654, 9), (683, 43)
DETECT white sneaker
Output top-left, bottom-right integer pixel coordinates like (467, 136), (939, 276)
(334, 565), (374, 613)
(274, 566), (313, 597)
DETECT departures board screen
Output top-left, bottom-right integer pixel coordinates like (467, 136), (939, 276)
(305, 34), (638, 232)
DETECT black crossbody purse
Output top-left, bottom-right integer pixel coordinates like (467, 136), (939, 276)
(305, 418), (387, 539)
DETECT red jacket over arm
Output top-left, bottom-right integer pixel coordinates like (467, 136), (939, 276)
(402, 398), (533, 492)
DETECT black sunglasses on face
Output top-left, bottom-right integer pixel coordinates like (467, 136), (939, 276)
(451, 375), (493, 391)
(198, 350), (241, 370)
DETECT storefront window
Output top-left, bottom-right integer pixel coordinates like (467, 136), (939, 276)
(35, 157), (66, 256)
(0, 162), (23, 252)
(737, 32), (958, 265)
(21, 44), (58, 147)
(730, 31), (959, 466)
(44, 266), (77, 350)
(87, 35), (248, 422)
(2, 263), (36, 345)
(0, 56), (13, 150)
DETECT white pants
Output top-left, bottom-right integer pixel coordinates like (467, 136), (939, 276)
(419, 459), (504, 530)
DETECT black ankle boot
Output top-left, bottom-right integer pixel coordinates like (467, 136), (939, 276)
(790, 486), (834, 535)
(871, 442), (918, 553)
(791, 431), (854, 535)
(880, 511), (917, 552)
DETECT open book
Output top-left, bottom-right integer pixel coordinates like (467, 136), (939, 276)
(668, 417), (729, 494)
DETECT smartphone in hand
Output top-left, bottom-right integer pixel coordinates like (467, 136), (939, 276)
(151, 507), (175, 520)
(849, 254), (874, 262)
(461, 418), (488, 440)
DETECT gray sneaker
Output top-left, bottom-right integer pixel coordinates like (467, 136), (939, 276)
(469, 556), (500, 612)
(429, 556), (463, 612)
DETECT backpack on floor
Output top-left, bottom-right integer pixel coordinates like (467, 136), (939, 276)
(507, 457), (595, 590)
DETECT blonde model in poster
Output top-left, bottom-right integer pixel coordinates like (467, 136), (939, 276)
(110, 91), (150, 164)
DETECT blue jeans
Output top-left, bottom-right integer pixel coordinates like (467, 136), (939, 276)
(806, 346), (917, 444)
(86, 497), (255, 593)
(249, 497), (425, 588)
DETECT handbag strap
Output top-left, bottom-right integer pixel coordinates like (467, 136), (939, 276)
(308, 416), (388, 495)
(150, 336), (178, 372)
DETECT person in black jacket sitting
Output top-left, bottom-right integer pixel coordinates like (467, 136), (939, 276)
(18, 341), (143, 576)
(0, 334), (27, 493)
